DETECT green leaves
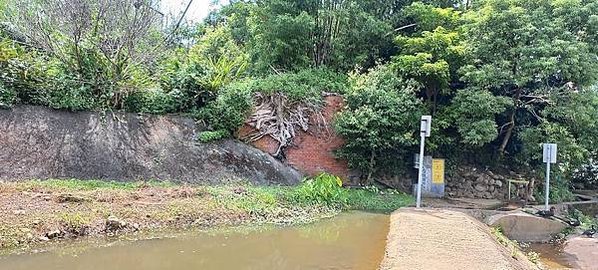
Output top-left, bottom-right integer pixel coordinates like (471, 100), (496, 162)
(243, 0), (395, 73)
(0, 38), (52, 108)
(456, 0), (598, 177)
(0, 83), (15, 108)
(199, 82), (253, 133)
(447, 90), (511, 146)
(401, 2), (462, 33)
(393, 53), (450, 91)
(189, 25), (249, 93)
(247, 7), (315, 73)
(462, 0), (598, 90)
(335, 65), (423, 178)
(295, 173), (347, 206)
(246, 68), (347, 105)
(392, 21), (466, 113)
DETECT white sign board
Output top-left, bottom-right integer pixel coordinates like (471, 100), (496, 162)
(543, 143), (557, 164)
(420, 115), (432, 137)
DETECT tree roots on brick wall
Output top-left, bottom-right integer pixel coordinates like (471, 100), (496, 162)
(241, 92), (325, 159)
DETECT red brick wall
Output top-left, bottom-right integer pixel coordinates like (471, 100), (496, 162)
(238, 95), (352, 180)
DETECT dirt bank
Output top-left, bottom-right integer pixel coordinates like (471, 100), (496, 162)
(381, 208), (538, 270)
(0, 180), (336, 254)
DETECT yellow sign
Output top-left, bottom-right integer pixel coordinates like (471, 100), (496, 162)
(432, 159), (445, 184)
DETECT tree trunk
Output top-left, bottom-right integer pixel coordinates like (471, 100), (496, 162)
(498, 88), (522, 154)
(366, 151), (376, 185)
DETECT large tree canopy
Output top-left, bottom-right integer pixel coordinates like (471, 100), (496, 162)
(461, 0), (598, 158)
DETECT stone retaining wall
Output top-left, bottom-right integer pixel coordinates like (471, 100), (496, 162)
(446, 166), (531, 200)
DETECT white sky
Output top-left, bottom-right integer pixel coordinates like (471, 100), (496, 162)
(160, 0), (224, 24)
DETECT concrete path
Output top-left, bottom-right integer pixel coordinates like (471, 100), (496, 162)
(380, 208), (537, 270)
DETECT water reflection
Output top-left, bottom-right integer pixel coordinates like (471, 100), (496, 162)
(0, 212), (389, 270)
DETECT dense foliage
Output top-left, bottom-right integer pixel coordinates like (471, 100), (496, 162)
(1, 0), (598, 191)
(335, 65), (423, 180)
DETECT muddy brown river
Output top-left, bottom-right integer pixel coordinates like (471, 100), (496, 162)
(0, 212), (389, 270)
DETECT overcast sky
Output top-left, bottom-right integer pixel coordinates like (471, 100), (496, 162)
(160, 0), (224, 23)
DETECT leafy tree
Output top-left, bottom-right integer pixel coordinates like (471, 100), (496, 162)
(245, 0), (397, 73)
(206, 1), (255, 45)
(335, 65), (423, 181)
(247, 3), (315, 73)
(445, 89), (511, 146)
(189, 25), (248, 92)
(461, 0), (598, 156)
(8, 0), (165, 109)
(400, 2), (462, 33)
(517, 90), (598, 172)
(0, 39), (50, 107)
(391, 3), (466, 114)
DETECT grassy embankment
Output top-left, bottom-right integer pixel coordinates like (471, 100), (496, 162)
(0, 176), (413, 253)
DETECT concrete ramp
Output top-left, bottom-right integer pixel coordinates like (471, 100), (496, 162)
(381, 208), (536, 270)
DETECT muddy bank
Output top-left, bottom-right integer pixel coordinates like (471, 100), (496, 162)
(0, 181), (336, 254)
(381, 208), (538, 270)
(0, 106), (301, 184)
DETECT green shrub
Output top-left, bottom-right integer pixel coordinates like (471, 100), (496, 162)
(335, 65), (423, 179)
(123, 89), (184, 114)
(47, 80), (96, 111)
(294, 173), (347, 206)
(159, 51), (215, 110)
(345, 186), (414, 211)
(445, 89), (511, 146)
(44, 47), (160, 111)
(198, 130), (230, 143)
(0, 38), (51, 107)
(249, 68), (347, 104)
(199, 82), (253, 133)
(0, 83), (15, 108)
(190, 25), (248, 92)
(516, 122), (588, 171)
(534, 174), (575, 204)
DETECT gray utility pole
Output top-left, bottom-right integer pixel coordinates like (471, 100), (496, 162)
(416, 115), (432, 208)
(542, 143), (557, 210)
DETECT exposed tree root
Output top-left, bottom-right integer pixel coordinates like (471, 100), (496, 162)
(242, 92), (325, 159)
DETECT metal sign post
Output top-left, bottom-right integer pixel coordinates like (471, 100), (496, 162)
(542, 143), (557, 211)
(416, 115), (432, 208)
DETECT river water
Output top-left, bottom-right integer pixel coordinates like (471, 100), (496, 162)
(0, 212), (389, 270)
